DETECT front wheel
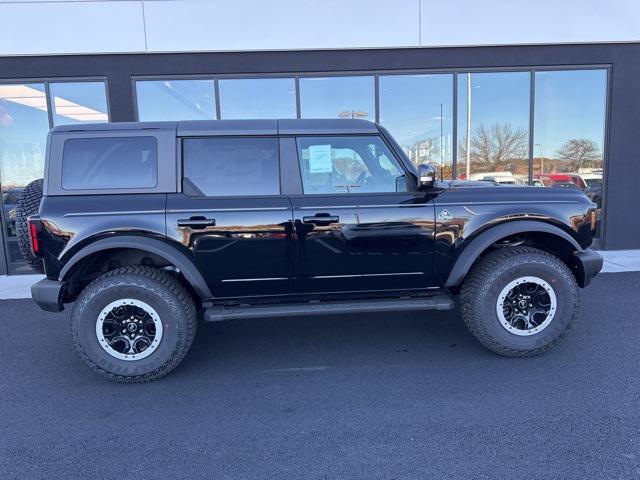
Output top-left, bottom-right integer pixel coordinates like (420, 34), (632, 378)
(460, 246), (579, 357)
(71, 266), (197, 382)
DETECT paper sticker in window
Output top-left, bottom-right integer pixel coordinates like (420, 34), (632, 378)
(308, 144), (333, 173)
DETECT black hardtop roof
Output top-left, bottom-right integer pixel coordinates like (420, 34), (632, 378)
(50, 119), (379, 136)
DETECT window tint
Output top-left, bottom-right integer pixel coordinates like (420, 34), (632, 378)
(183, 137), (280, 197)
(62, 137), (158, 190)
(296, 136), (408, 194)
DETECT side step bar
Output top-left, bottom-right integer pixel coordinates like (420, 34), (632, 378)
(204, 295), (455, 322)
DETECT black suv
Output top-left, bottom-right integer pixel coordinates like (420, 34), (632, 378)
(28, 119), (602, 382)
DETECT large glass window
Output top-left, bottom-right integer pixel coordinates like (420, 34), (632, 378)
(457, 72), (530, 184)
(219, 78), (296, 119)
(135, 80), (216, 121)
(62, 137), (157, 190)
(48, 82), (108, 126)
(0, 83), (50, 273)
(183, 137), (280, 197)
(533, 69), (607, 239)
(296, 136), (408, 194)
(299, 76), (374, 120)
(379, 74), (453, 177)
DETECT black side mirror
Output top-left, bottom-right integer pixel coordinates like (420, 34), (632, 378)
(417, 164), (437, 190)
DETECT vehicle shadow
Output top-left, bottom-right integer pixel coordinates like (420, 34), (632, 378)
(180, 307), (486, 376)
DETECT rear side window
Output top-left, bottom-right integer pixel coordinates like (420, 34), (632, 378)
(183, 137), (280, 196)
(62, 136), (158, 190)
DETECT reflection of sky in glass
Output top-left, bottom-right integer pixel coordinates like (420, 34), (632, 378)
(136, 80), (216, 121)
(534, 70), (606, 157)
(300, 76), (374, 119)
(379, 74), (453, 163)
(219, 78), (296, 119)
(457, 71), (530, 139)
(0, 83), (49, 188)
(49, 82), (108, 125)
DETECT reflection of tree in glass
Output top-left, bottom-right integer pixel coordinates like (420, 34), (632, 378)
(458, 122), (528, 173)
(556, 139), (601, 171)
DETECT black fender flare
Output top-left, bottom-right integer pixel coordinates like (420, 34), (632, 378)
(58, 235), (212, 299)
(444, 220), (582, 287)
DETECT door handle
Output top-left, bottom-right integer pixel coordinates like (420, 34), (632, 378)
(177, 216), (216, 229)
(302, 214), (340, 226)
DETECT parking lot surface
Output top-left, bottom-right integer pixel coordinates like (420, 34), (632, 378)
(1, 272), (639, 479)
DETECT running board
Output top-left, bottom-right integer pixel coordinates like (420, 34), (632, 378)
(203, 295), (454, 322)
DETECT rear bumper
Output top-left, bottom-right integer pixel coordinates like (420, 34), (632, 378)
(573, 249), (603, 287)
(31, 279), (64, 312)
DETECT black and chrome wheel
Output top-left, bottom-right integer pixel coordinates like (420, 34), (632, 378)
(96, 299), (163, 361)
(71, 266), (197, 382)
(460, 246), (579, 357)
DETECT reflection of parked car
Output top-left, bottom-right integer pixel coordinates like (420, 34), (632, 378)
(584, 179), (603, 207)
(469, 171), (527, 186)
(535, 173), (587, 190)
(2, 188), (23, 237)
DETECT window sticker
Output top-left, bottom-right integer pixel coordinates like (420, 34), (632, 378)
(308, 144), (333, 173)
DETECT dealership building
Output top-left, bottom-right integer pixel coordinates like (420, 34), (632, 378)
(0, 0), (639, 275)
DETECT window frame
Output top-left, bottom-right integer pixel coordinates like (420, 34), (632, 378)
(180, 135), (284, 199)
(46, 129), (176, 196)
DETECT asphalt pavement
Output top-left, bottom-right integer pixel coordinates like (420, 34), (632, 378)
(1, 272), (639, 480)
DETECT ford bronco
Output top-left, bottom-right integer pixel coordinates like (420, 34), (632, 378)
(27, 119), (603, 382)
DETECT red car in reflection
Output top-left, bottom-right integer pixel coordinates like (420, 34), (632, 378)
(534, 173), (587, 190)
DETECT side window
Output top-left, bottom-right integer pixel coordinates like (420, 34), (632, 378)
(183, 137), (280, 197)
(296, 135), (408, 194)
(62, 136), (158, 190)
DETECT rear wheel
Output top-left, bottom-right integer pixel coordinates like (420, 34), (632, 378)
(71, 266), (197, 382)
(460, 246), (579, 357)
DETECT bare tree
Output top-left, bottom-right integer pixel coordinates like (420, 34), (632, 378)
(556, 139), (601, 171)
(458, 122), (528, 172)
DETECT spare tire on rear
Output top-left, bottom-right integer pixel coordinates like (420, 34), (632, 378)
(15, 178), (44, 273)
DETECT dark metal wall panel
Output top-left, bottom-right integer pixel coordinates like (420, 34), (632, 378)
(0, 43), (638, 249)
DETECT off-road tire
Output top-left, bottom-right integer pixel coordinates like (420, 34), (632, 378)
(15, 178), (44, 273)
(71, 266), (197, 382)
(460, 246), (579, 357)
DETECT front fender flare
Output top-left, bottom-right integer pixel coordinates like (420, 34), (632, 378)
(444, 220), (582, 287)
(58, 235), (212, 299)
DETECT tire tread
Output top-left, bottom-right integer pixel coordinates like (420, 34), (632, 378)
(460, 246), (579, 357)
(71, 266), (197, 383)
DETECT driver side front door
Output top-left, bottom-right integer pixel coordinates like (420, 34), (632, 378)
(289, 134), (436, 294)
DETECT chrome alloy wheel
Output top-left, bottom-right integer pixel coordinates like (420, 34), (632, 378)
(496, 276), (557, 336)
(96, 299), (163, 361)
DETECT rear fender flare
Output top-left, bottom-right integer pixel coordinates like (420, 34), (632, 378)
(444, 220), (582, 287)
(58, 235), (212, 299)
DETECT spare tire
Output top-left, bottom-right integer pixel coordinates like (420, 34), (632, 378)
(15, 178), (44, 273)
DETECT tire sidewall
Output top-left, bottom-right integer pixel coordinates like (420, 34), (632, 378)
(473, 255), (577, 352)
(73, 277), (186, 378)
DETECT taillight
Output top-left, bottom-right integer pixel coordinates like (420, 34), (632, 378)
(27, 217), (42, 256)
(590, 210), (597, 231)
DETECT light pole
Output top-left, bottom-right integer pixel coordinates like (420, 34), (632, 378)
(466, 73), (472, 180)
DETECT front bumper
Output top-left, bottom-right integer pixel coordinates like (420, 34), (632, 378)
(573, 249), (603, 287)
(31, 279), (64, 312)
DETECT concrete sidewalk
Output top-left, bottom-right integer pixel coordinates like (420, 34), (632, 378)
(1, 249), (639, 300)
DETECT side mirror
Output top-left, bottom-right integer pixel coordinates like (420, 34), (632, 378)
(417, 164), (437, 190)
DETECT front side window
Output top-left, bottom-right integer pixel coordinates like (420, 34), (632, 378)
(296, 136), (408, 194)
(62, 137), (158, 190)
(183, 137), (280, 197)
